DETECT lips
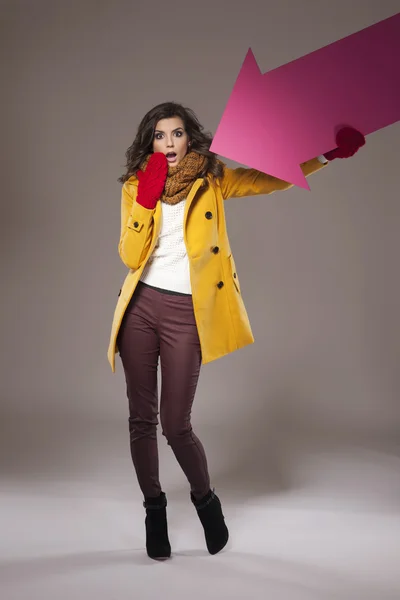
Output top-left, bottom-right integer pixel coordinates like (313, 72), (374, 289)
(166, 152), (177, 162)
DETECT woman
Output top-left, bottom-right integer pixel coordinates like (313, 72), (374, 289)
(108, 102), (365, 560)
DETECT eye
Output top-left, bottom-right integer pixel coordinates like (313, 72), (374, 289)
(154, 133), (163, 140)
(175, 131), (183, 137)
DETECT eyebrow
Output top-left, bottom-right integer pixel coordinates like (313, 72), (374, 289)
(154, 127), (184, 133)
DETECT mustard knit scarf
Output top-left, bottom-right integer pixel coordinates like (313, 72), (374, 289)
(139, 151), (208, 205)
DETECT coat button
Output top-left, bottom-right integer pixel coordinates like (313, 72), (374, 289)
(217, 281), (224, 289)
(133, 221), (139, 228)
(205, 211), (213, 219)
(212, 246), (219, 254)
(233, 273), (237, 278)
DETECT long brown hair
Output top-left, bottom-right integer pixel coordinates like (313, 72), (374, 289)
(118, 102), (224, 186)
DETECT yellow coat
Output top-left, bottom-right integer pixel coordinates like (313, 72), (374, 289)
(107, 158), (326, 372)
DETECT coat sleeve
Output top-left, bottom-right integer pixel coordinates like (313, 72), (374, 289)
(219, 157), (327, 199)
(118, 181), (155, 270)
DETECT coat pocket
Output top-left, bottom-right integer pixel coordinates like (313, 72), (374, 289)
(127, 214), (144, 233)
(228, 254), (241, 294)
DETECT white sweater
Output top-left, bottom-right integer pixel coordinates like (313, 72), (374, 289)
(140, 200), (192, 294)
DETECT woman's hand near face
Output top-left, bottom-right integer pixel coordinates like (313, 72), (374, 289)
(136, 152), (168, 209)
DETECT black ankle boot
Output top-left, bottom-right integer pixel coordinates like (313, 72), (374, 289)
(191, 489), (229, 555)
(143, 491), (171, 560)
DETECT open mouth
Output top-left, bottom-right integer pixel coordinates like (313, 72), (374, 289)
(166, 152), (177, 163)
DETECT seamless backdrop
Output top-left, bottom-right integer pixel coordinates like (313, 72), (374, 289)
(1, 0), (399, 498)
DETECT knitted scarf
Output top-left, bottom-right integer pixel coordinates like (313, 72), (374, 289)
(139, 151), (208, 205)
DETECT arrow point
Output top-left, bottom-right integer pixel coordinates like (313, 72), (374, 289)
(241, 47), (262, 79)
(258, 158), (311, 191)
(296, 169), (311, 191)
(293, 167), (311, 191)
(265, 162), (312, 191)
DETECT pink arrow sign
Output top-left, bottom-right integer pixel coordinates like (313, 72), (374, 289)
(210, 12), (400, 189)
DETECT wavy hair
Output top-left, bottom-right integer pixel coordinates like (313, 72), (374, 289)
(117, 102), (224, 186)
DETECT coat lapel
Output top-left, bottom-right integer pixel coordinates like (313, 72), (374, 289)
(183, 178), (204, 229)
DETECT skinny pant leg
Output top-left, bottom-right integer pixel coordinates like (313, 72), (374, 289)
(158, 291), (211, 500)
(117, 284), (162, 498)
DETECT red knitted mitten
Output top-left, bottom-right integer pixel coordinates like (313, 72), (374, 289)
(136, 152), (168, 209)
(324, 126), (366, 161)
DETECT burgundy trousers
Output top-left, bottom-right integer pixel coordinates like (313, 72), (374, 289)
(117, 281), (211, 501)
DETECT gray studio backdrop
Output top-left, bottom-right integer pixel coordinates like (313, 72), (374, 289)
(1, 0), (399, 496)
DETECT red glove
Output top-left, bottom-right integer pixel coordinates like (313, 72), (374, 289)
(324, 126), (366, 161)
(136, 152), (168, 209)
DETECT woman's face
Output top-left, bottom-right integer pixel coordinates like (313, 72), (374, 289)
(152, 116), (190, 167)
